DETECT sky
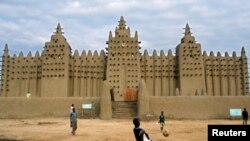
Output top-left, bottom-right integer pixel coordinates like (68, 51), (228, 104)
(0, 0), (250, 59)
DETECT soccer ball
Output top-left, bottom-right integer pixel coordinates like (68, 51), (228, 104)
(163, 129), (169, 137)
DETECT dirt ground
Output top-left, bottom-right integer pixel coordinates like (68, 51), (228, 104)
(0, 118), (243, 141)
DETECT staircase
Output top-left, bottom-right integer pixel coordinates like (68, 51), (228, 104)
(112, 101), (137, 119)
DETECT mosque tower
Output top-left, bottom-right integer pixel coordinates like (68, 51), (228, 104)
(106, 16), (141, 101)
(240, 47), (249, 95)
(41, 23), (72, 97)
(0, 44), (9, 97)
(176, 24), (206, 96)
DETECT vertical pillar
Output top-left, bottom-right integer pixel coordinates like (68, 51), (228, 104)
(100, 81), (112, 119)
(138, 79), (149, 119)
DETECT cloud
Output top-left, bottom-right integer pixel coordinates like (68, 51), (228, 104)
(0, 0), (249, 60)
(190, 5), (226, 17)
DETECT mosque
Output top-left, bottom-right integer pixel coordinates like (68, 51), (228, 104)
(0, 16), (249, 119)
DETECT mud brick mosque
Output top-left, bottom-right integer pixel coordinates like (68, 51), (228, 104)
(0, 16), (249, 119)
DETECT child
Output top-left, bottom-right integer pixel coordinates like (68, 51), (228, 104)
(158, 111), (165, 132)
(133, 118), (151, 141)
(70, 108), (78, 135)
(242, 108), (248, 125)
(70, 104), (74, 113)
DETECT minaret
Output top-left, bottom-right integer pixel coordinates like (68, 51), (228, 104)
(1, 44), (10, 97)
(41, 23), (72, 97)
(181, 24), (195, 43)
(184, 23), (191, 35)
(106, 16), (141, 101)
(4, 44), (9, 55)
(176, 24), (206, 96)
(240, 47), (249, 95)
(118, 16), (126, 29)
(55, 23), (64, 34)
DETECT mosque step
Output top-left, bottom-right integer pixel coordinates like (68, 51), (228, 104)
(113, 109), (137, 114)
(112, 101), (137, 108)
(112, 101), (137, 119)
(112, 113), (137, 119)
(112, 110), (137, 119)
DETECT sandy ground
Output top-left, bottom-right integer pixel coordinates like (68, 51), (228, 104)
(0, 118), (243, 141)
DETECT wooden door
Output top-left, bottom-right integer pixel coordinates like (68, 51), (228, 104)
(124, 88), (138, 101)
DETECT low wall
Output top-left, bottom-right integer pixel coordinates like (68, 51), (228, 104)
(0, 97), (100, 118)
(150, 96), (250, 119)
(0, 96), (250, 119)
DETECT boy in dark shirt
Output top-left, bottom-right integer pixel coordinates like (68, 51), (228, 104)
(242, 108), (248, 125)
(158, 111), (165, 132)
(133, 118), (151, 141)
